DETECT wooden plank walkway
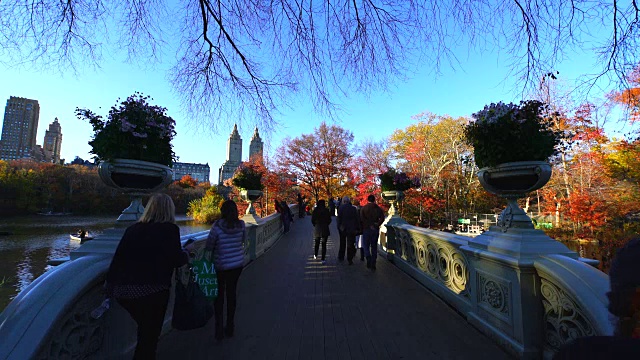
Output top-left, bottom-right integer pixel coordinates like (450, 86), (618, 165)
(158, 217), (512, 359)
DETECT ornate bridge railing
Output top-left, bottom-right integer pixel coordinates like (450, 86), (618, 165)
(383, 221), (612, 360)
(0, 205), (296, 360)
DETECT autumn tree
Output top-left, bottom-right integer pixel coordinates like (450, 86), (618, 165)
(388, 115), (480, 222)
(277, 122), (354, 202)
(176, 174), (198, 188)
(350, 140), (390, 206)
(3, 2), (639, 126)
(604, 139), (640, 183)
(608, 65), (640, 124)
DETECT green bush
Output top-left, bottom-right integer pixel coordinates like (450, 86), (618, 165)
(187, 190), (224, 224)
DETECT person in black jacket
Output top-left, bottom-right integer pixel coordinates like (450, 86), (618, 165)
(311, 199), (332, 264)
(337, 196), (361, 265)
(106, 193), (188, 360)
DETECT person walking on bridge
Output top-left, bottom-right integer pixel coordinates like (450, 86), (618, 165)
(105, 193), (188, 360)
(206, 199), (246, 341)
(312, 199), (332, 264)
(359, 194), (385, 271)
(337, 196), (361, 265)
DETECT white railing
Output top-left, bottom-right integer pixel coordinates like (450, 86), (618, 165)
(534, 254), (613, 359)
(383, 222), (612, 359)
(0, 205), (296, 359)
(390, 224), (472, 314)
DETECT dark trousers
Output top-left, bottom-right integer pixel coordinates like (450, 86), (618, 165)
(282, 214), (291, 233)
(363, 228), (379, 265)
(338, 230), (346, 260)
(215, 267), (243, 332)
(314, 236), (328, 260)
(117, 289), (170, 360)
(339, 230), (357, 261)
(345, 233), (357, 262)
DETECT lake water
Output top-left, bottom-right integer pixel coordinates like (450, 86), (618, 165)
(0, 215), (210, 312)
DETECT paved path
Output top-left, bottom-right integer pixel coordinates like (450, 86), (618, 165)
(159, 217), (512, 360)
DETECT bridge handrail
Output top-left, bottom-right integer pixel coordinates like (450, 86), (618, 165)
(534, 254), (613, 357)
(0, 255), (112, 359)
(389, 223), (472, 314)
(0, 206), (294, 359)
(384, 221), (613, 359)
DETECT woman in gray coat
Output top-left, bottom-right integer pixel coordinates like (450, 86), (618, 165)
(311, 199), (332, 264)
(206, 200), (246, 341)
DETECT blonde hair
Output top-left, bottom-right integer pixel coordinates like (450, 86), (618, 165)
(139, 193), (176, 224)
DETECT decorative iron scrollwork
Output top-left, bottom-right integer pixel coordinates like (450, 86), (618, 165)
(37, 285), (105, 359)
(395, 227), (469, 296)
(478, 273), (511, 321)
(541, 278), (596, 352)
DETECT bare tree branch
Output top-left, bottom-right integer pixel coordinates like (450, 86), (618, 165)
(2, 1), (640, 130)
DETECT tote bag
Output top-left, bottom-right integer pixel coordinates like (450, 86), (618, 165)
(172, 266), (214, 330)
(191, 250), (217, 300)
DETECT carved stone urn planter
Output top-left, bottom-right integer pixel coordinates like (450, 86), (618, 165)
(240, 189), (263, 215)
(98, 159), (173, 221)
(381, 190), (404, 216)
(478, 161), (551, 231)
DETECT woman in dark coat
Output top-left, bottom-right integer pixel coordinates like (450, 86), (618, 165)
(311, 199), (332, 264)
(106, 193), (188, 359)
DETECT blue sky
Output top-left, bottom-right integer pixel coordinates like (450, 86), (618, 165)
(0, 33), (626, 184)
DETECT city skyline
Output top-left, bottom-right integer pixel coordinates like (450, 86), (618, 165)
(0, 96), (40, 161)
(1, 42), (637, 171)
(0, 97), (63, 163)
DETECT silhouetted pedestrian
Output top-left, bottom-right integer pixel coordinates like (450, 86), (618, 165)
(359, 194), (385, 271)
(337, 196), (360, 264)
(106, 193), (188, 359)
(312, 199), (332, 264)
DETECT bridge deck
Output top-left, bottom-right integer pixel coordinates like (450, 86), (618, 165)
(158, 217), (512, 359)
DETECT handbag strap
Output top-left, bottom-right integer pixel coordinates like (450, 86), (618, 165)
(175, 264), (195, 283)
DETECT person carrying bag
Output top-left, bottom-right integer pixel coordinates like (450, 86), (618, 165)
(172, 263), (214, 330)
(105, 193), (189, 360)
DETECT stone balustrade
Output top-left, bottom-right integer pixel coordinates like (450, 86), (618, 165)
(381, 218), (613, 360)
(0, 202), (611, 360)
(0, 205), (296, 359)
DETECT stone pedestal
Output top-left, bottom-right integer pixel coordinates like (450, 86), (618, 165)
(461, 221), (577, 359)
(240, 189), (263, 216)
(98, 159), (173, 222)
(380, 191), (407, 262)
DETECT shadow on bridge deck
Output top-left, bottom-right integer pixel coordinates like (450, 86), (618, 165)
(158, 217), (512, 360)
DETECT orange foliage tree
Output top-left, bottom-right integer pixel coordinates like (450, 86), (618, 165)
(175, 174), (198, 188)
(277, 122), (354, 202)
(608, 65), (640, 123)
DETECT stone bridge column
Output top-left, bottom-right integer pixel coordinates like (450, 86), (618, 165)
(461, 226), (578, 359)
(379, 212), (407, 263)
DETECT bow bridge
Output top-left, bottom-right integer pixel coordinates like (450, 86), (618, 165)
(0, 205), (611, 359)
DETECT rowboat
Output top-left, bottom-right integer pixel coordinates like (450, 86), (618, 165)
(70, 233), (94, 243)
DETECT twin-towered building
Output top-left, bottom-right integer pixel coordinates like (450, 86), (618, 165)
(0, 96), (62, 163)
(218, 124), (263, 185)
(0, 97), (262, 187)
(170, 124), (264, 186)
